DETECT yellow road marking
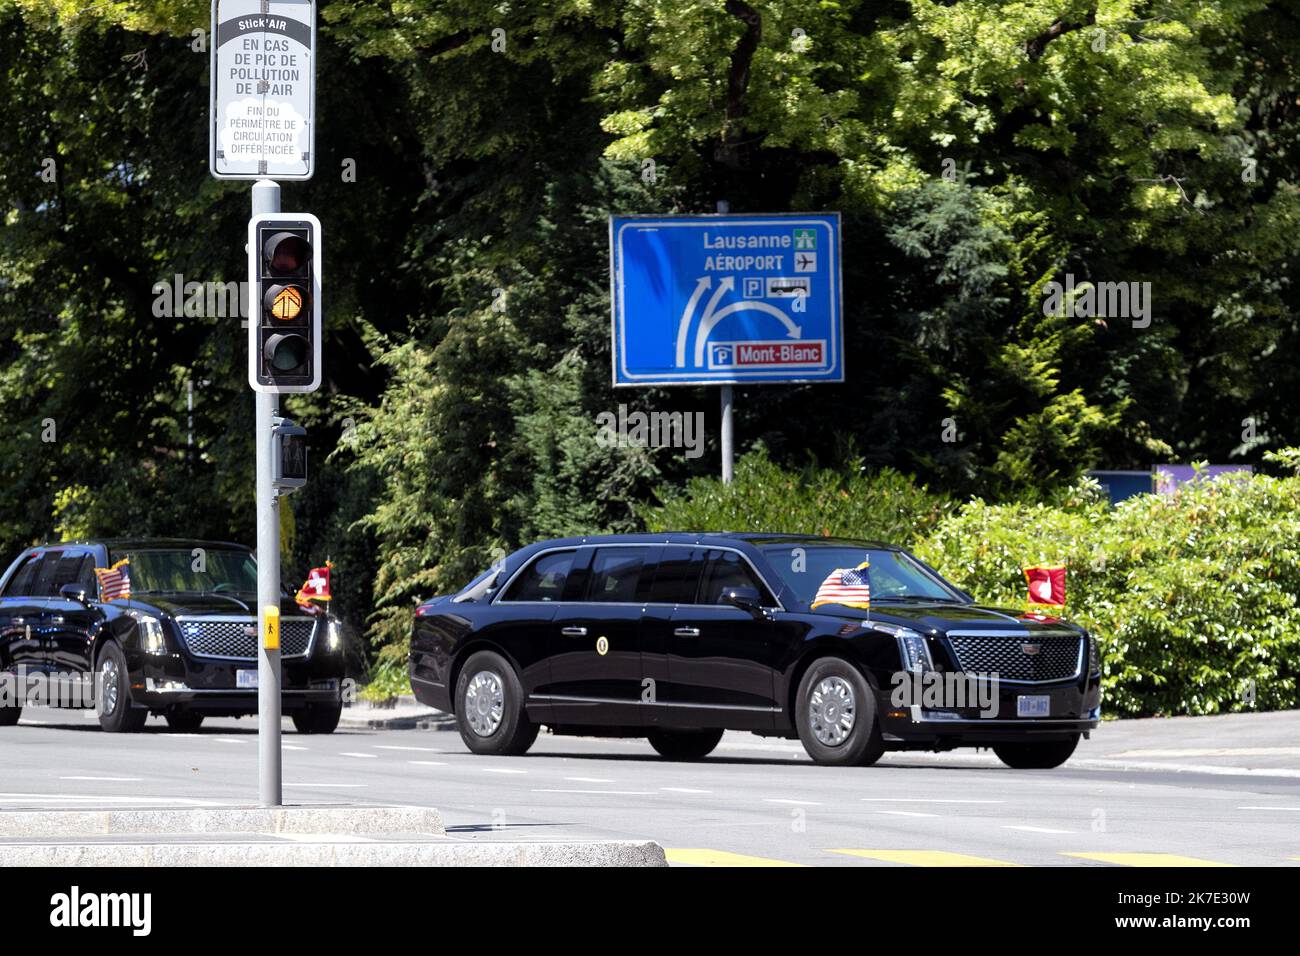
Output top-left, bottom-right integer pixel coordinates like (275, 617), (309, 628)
(829, 849), (1020, 867)
(1062, 852), (1235, 867)
(665, 848), (806, 867)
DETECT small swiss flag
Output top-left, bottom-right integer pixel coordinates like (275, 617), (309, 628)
(1023, 564), (1066, 609)
(295, 564), (332, 607)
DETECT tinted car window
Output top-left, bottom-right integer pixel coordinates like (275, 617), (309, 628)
(759, 546), (959, 605)
(2, 554), (42, 597)
(699, 549), (773, 605)
(585, 548), (646, 603)
(501, 551), (574, 602)
(31, 552), (64, 597)
(646, 546), (703, 605)
(46, 553), (90, 596)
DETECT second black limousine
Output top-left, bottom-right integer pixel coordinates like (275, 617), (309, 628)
(410, 533), (1102, 767)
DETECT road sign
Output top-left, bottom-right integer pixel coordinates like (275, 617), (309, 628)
(210, 0), (316, 180)
(610, 213), (844, 386)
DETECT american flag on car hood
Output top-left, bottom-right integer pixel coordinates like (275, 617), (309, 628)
(94, 558), (131, 602)
(810, 561), (871, 611)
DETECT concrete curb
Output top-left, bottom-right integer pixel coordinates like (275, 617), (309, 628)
(0, 806), (445, 838)
(0, 840), (668, 867)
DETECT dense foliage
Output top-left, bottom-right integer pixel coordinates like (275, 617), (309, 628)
(3, 1), (1300, 707)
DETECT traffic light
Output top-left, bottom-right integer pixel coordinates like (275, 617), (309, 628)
(247, 213), (322, 393)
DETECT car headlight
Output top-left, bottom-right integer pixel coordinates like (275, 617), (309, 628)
(1087, 633), (1100, 674)
(873, 622), (933, 674)
(130, 611), (168, 655)
(327, 619), (342, 652)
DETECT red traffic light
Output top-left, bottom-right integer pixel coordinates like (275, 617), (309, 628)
(263, 231), (310, 275)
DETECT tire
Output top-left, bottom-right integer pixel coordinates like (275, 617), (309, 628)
(454, 650), (538, 756)
(0, 701), (20, 727)
(165, 712), (205, 732)
(647, 728), (723, 761)
(292, 701), (342, 735)
(97, 643), (147, 733)
(794, 657), (885, 767)
(993, 734), (1080, 769)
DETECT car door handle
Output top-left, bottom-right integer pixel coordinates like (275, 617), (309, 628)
(673, 627), (701, 638)
(560, 626), (588, 637)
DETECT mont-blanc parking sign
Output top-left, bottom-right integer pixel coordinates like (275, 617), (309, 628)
(610, 213), (843, 386)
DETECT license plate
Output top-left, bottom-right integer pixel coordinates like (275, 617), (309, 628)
(1016, 695), (1050, 718)
(236, 669), (258, 689)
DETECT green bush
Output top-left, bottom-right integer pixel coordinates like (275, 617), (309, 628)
(639, 447), (956, 547)
(914, 472), (1300, 717)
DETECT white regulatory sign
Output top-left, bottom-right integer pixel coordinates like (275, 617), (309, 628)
(210, 0), (316, 180)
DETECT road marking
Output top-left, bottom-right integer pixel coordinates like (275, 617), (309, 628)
(339, 752), (377, 759)
(1238, 806), (1300, 811)
(531, 789), (654, 795)
(876, 810), (938, 818)
(830, 850), (1021, 867)
(661, 787), (711, 794)
(565, 777), (616, 783)
(212, 738), (247, 745)
(482, 768), (527, 775)
(764, 798), (821, 806)
(667, 848), (805, 867)
(284, 783), (367, 788)
(1003, 825), (1074, 834)
(407, 760), (447, 767)
(861, 798), (1003, 804)
(374, 745), (444, 753)
(282, 744), (308, 752)
(1109, 747), (1300, 758)
(58, 776), (142, 782)
(1062, 852), (1235, 867)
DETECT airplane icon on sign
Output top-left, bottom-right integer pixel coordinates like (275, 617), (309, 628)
(795, 252), (817, 272)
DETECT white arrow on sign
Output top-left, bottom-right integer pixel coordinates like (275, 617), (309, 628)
(674, 277), (713, 368)
(692, 299), (802, 367)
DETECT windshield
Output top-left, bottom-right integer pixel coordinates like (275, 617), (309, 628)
(110, 548), (258, 595)
(760, 545), (963, 607)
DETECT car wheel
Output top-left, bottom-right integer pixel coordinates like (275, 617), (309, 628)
(292, 701), (342, 735)
(795, 657), (885, 767)
(647, 728), (724, 760)
(0, 699), (20, 727)
(454, 650), (538, 756)
(97, 643), (147, 733)
(993, 734), (1080, 769)
(165, 712), (205, 732)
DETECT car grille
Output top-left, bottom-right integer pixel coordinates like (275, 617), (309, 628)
(175, 616), (315, 661)
(946, 633), (1083, 683)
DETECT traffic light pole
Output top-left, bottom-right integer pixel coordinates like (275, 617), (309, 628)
(252, 178), (283, 807)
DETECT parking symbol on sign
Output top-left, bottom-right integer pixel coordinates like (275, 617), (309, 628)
(743, 277), (764, 299)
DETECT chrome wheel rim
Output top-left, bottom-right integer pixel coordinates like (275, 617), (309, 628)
(809, 676), (856, 747)
(464, 670), (505, 737)
(100, 657), (120, 713)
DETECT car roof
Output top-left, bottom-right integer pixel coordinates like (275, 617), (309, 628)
(33, 538), (252, 553)
(515, 532), (901, 551)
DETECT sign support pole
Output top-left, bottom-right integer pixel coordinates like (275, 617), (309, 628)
(253, 178), (283, 807)
(715, 199), (735, 483)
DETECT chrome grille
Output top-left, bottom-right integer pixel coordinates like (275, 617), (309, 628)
(947, 632), (1083, 683)
(175, 616), (315, 660)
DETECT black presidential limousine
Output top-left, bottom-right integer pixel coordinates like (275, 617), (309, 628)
(410, 533), (1102, 767)
(0, 539), (347, 733)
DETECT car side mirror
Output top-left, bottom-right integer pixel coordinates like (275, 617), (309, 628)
(721, 586), (764, 616)
(59, 583), (89, 604)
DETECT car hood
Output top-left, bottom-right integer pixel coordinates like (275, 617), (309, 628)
(820, 601), (1083, 635)
(127, 592), (320, 619)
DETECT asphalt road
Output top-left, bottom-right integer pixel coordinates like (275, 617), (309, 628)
(4, 708), (1299, 866)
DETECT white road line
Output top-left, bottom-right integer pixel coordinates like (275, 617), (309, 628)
(565, 777), (616, 783)
(339, 752), (377, 759)
(532, 789), (653, 795)
(1238, 805), (1300, 811)
(764, 798), (821, 806)
(212, 738), (247, 745)
(861, 798), (1003, 804)
(1003, 825), (1074, 834)
(407, 760), (447, 767)
(284, 783), (367, 788)
(58, 776), (142, 782)
(876, 810), (938, 818)
(374, 745), (444, 753)
(283, 744), (308, 752)
(482, 768), (527, 775)
(660, 787), (711, 794)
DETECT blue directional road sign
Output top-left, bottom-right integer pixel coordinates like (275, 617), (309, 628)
(610, 213), (843, 386)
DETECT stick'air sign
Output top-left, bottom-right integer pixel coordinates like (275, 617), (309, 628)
(210, 0), (316, 180)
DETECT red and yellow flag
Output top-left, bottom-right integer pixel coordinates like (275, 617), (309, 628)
(1023, 564), (1066, 611)
(295, 561), (332, 608)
